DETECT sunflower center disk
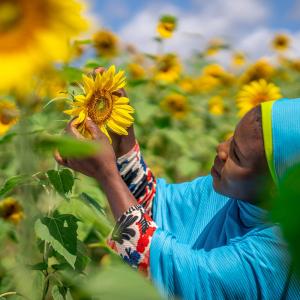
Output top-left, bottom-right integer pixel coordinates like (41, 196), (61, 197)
(88, 92), (113, 125)
(0, 0), (22, 32)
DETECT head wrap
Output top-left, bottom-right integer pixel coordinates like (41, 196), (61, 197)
(261, 98), (300, 184)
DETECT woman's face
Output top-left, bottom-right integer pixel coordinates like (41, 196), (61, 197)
(211, 107), (271, 204)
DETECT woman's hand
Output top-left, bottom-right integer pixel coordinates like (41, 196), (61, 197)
(94, 67), (136, 158)
(54, 118), (118, 183)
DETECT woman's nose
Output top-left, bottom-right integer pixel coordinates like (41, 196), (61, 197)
(217, 142), (228, 161)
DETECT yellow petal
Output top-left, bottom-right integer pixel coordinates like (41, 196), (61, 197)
(75, 95), (86, 102)
(107, 119), (128, 135)
(114, 97), (130, 105)
(82, 75), (94, 92)
(63, 108), (83, 115)
(100, 125), (112, 144)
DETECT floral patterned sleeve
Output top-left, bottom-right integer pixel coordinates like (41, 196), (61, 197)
(107, 142), (158, 276)
(116, 142), (157, 217)
(107, 204), (158, 276)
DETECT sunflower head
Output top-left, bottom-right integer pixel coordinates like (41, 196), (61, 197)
(237, 79), (282, 117)
(240, 59), (274, 85)
(0, 197), (23, 224)
(0, 100), (19, 135)
(64, 65), (134, 143)
(154, 54), (181, 83)
(204, 38), (225, 56)
(232, 52), (246, 67)
(0, 0), (88, 92)
(161, 93), (189, 119)
(179, 77), (196, 94)
(272, 33), (290, 52)
(157, 15), (177, 39)
(209, 96), (224, 116)
(93, 30), (119, 58)
(127, 63), (146, 80)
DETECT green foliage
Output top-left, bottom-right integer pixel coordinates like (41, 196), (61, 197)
(35, 213), (79, 268)
(36, 134), (101, 158)
(47, 169), (74, 199)
(0, 175), (30, 198)
(271, 164), (300, 276)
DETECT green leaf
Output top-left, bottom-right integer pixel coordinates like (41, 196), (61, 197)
(36, 134), (101, 158)
(47, 169), (74, 198)
(0, 175), (29, 198)
(80, 192), (105, 215)
(271, 164), (300, 276)
(35, 214), (78, 268)
(52, 286), (65, 300)
(27, 262), (48, 271)
(0, 132), (16, 145)
(61, 66), (83, 82)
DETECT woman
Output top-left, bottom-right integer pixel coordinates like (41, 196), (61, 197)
(55, 96), (300, 299)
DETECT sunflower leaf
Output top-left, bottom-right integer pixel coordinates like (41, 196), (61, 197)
(0, 175), (30, 198)
(47, 169), (74, 198)
(35, 214), (78, 269)
(36, 134), (101, 158)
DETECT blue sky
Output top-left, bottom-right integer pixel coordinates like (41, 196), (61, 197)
(87, 0), (300, 61)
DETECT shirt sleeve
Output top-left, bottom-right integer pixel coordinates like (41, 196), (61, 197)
(107, 204), (158, 277)
(116, 142), (157, 217)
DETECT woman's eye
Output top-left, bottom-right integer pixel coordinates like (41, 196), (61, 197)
(232, 147), (239, 162)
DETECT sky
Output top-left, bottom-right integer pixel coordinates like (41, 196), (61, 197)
(86, 0), (300, 62)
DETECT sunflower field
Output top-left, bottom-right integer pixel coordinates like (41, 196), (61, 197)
(1, 1), (300, 299)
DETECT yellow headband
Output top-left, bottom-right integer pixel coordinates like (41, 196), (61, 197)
(261, 100), (277, 184)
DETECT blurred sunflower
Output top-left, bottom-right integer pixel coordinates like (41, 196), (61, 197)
(0, 197), (23, 224)
(0, 0), (88, 92)
(290, 60), (300, 72)
(154, 54), (181, 83)
(208, 96), (224, 116)
(232, 52), (246, 67)
(161, 93), (189, 119)
(237, 79), (282, 117)
(194, 75), (219, 93)
(179, 77), (196, 94)
(272, 33), (290, 52)
(127, 63), (146, 80)
(157, 15), (177, 39)
(93, 30), (119, 58)
(202, 64), (235, 86)
(64, 65), (134, 143)
(240, 59), (274, 85)
(0, 100), (19, 136)
(204, 38), (225, 56)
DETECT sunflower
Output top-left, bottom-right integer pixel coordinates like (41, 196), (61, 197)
(232, 52), (246, 67)
(127, 63), (146, 80)
(161, 93), (189, 119)
(154, 54), (181, 83)
(0, 100), (19, 136)
(93, 30), (119, 58)
(208, 96), (224, 116)
(157, 15), (177, 39)
(272, 33), (290, 52)
(237, 79), (282, 117)
(179, 77), (196, 94)
(64, 65), (134, 143)
(240, 59), (274, 85)
(204, 38), (225, 56)
(0, 0), (88, 92)
(0, 197), (23, 224)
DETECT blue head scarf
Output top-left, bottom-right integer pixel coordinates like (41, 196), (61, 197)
(149, 98), (300, 299)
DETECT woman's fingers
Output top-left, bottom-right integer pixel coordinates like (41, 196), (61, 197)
(66, 119), (84, 139)
(85, 118), (104, 140)
(54, 150), (68, 166)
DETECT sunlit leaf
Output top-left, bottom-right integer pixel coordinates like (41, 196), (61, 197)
(35, 213), (78, 268)
(47, 169), (74, 198)
(36, 134), (101, 158)
(0, 175), (30, 198)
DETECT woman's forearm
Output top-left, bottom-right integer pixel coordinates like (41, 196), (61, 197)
(96, 169), (137, 220)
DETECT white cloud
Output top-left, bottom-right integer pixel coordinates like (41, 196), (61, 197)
(117, 0), (300, 65)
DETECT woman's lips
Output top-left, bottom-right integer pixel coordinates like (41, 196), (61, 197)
(211, 165), (221, 178)
(211, 156), (222, 179)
